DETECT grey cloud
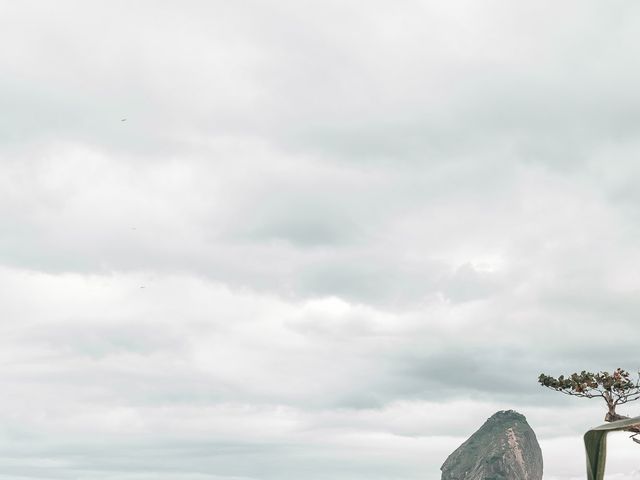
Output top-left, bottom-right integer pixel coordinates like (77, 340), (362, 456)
(298, 255), (447, 307)
(3, 1), (640, 479)
(233, 194), (362, 247)
(442, 263), (503, 303)
(26, 321), (189, 359)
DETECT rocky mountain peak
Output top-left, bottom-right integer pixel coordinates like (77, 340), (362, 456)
(440, 410), (543, 480)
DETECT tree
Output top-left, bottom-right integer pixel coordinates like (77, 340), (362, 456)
(538, 368), (640, 443)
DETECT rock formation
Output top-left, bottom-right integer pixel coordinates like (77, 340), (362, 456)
(440, 410), (543, 480)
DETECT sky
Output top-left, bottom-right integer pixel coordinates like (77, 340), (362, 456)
(1, 1), (640, 479)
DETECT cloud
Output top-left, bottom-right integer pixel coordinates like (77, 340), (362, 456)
(3, 1), (640, 479)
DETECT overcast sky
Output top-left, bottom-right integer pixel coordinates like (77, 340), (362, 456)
(2, 1), (640, 479)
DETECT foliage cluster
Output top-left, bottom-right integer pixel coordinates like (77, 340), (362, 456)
(538, 368), (640, 443)
(538, 368), (640, 404)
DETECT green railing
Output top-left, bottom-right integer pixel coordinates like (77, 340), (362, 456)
(584, 416), (640, 480)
